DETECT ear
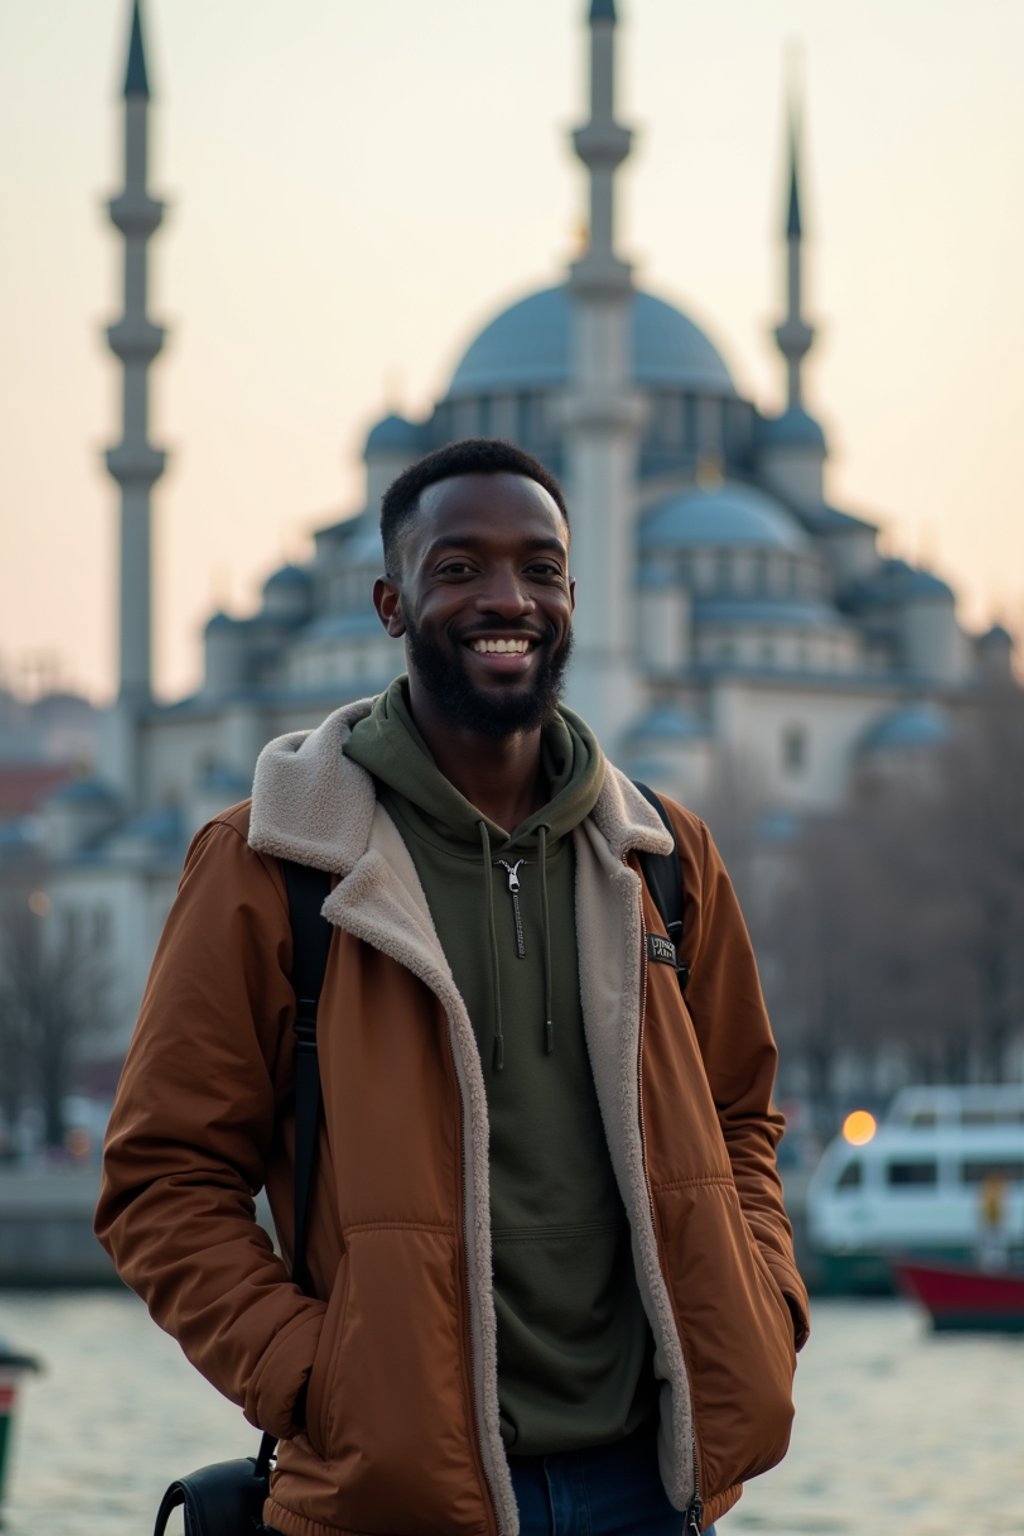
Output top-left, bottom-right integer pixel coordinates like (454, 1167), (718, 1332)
(373, 576), (406, 637)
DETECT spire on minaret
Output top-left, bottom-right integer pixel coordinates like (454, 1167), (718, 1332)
(569, 0), (633, 293)
(785, 115), (801, 239)
(105, 0), (166, 712)
(772, 89), (815, 409)
(124, 0), (150, 99)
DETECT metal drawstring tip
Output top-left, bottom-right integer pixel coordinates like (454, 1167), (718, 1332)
(493, 1036), (505, 1071)
(545, 1020), (554, 1054)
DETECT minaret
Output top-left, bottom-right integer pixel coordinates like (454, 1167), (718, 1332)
(105, 0), (166, 707)
(562, 0), (645, 749)
(760, 84), (827, 512)
(772, 99), (815, 409)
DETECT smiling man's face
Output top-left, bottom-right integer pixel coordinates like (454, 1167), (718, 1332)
(373, 472), (575, 740)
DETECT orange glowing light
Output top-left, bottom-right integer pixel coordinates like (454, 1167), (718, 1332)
(842, 1110), (877, 1146)
(65, 1128), (91, 1160)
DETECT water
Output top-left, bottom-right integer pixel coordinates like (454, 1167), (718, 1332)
(1, 1292), (1022, 1535)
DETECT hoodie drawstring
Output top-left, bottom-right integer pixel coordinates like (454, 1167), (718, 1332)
(538, 823), (554, 1055)
(479, 820), (505, 1072)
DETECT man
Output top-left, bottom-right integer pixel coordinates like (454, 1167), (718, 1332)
(97, 438), (809, 1536)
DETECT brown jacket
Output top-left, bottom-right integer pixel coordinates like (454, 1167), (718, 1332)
(96, 698), (809, 1536)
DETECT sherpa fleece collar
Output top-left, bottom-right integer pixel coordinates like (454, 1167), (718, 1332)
(248, 694), (674, 871)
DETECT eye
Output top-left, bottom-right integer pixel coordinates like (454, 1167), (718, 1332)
(526, 561), (565, 579)
(436, 559), (477, 577)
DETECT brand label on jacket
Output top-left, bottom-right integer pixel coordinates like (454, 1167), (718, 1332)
(647, 933), (678, 967)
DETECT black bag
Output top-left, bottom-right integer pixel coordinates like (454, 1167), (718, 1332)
(152, 861), (331, 1536)
(153, 1443), (272, 1535)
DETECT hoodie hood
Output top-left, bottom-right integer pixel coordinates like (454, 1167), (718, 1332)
(342, 677), (606, 851)
(248, 692), (673, 872)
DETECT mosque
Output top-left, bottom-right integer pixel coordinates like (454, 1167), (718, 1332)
(26, 0), (1016, 1044)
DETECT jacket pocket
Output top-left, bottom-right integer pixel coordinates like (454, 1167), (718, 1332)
(303, 1250), (351, 1461)
(296, 1225), (491, 1535)
(654, 1178), (796, 1499)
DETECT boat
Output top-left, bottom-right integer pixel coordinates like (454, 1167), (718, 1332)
(806, 1087), (1024, 1294)
(892, 1257), (1024, 1332)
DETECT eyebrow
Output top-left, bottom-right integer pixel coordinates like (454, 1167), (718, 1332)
(425, 534), (568, 559)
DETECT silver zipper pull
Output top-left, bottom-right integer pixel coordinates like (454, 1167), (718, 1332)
(497, 859), (527, 959)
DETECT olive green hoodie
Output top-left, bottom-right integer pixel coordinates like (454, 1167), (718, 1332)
(344, 679), (655, 1453)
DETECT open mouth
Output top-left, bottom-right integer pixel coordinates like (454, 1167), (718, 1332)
(469, 637), (533, 656)
(463, 634), (541, 672)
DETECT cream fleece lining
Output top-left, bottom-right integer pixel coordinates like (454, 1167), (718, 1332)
(248, 696), (692, 1531)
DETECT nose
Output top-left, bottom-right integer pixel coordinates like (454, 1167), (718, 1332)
(475, 564), (535, 618)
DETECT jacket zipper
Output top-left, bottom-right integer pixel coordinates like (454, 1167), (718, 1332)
(497, 859), (527, 958)
(444, 1025), (501, 1536)
(634, 864), (703, 1532)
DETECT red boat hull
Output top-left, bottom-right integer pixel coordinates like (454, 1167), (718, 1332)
(893, 1258), (1024, 1332)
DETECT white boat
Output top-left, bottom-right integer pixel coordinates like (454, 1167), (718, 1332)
(807, 1088), (1024, 1293)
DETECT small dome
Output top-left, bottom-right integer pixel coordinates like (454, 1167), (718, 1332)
(342, 514), (385, 567)
(365, 414), (425, 454)
(47, 776), (117, 807)
(859, 703), (951, 755)
(113, 807), (184, 848)
(757, 406), (827, 453)
(446, 284), (735, 399)
(196, 765), (250, 795)
(205, 610), (236, 633)
(847, 559), (954, 609)
(263, 563), (312, 592)
(625, 704), (708, 742)
(639, 482), (809, 554)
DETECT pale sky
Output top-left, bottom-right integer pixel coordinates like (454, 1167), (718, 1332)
(2, 0), (1022, 703)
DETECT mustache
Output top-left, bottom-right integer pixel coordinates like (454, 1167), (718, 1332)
(456, 621), (551, 643)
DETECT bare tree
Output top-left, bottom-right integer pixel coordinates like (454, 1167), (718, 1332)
(0, 885), (115, 1150)
(759, 681), (1024, 1112)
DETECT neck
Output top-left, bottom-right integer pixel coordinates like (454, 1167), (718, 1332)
(406, 682), (548, 830)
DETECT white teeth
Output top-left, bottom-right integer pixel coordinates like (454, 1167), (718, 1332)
(471, 638), (530, 655)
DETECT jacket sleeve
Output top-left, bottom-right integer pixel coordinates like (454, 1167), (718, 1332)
(94, 814), (325, 1436)
(679, 814), (810, 1351)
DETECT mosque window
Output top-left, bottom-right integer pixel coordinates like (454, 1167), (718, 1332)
(760, 640), (776, 667)
(683, 395), (698, 451)
(782, 726), (807, 774)
(752, 552), (768, 594)
(714, 551), (732, 591)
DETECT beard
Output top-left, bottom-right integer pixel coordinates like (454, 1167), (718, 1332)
(404, 620), (574, 740)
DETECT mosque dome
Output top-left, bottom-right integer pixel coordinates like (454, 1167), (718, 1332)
(757, 406), (827, 453)
(263, 563), (311, 593)
(859, 703), (951, 755)
(639, 482), (809, 554)
(446, 284), (735, 400)
(365, 414), (425, 454)
(845, 559), (954, 610)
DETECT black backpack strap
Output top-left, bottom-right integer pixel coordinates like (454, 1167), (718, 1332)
(631, 780), (691, 995)
(280, 859), (333, 1296)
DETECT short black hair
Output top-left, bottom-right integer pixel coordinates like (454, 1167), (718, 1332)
(379, 438), (569, 576)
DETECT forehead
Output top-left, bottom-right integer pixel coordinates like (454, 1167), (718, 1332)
(407, 472), (568, 560)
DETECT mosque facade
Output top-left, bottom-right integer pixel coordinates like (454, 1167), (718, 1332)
(13, 0), (1016, 1048)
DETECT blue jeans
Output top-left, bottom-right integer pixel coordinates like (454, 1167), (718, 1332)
(508, 1420), (717, 1535)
